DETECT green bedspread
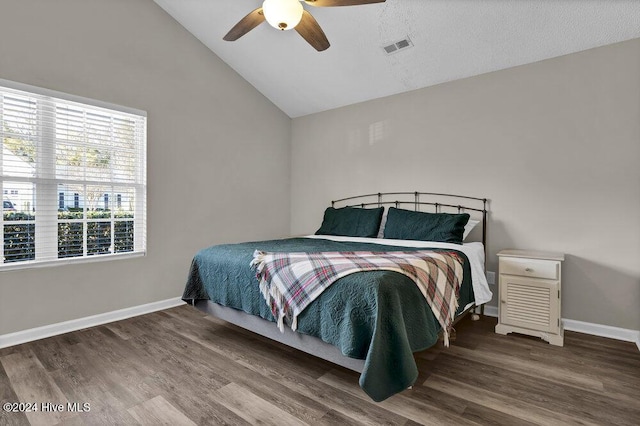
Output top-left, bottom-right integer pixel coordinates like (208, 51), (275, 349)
(182, 237), (474, 401)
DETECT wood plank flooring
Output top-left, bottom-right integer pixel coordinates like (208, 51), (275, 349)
(1, 305), (639, 425)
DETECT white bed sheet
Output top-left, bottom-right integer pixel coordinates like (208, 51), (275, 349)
(303, 235), (493, 306)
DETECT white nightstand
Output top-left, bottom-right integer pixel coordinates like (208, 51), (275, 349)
(495, 249), (565, 346)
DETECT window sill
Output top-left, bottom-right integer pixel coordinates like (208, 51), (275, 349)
(0, 251), (146, 272)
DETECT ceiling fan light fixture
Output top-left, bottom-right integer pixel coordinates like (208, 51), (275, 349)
(262, 0), (304, 31)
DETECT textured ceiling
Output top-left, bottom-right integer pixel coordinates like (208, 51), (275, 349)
(154, 0), (640, 118)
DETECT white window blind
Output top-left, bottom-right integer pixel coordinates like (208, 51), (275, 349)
(0, 79), (146, 269)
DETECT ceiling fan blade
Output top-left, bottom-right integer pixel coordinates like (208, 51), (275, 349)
(304, 0), (385, 7)
(223, 8), (265, 41)
(295, 10), (330, 51)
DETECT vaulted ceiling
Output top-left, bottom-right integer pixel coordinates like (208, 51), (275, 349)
(154, 0), (640, 118)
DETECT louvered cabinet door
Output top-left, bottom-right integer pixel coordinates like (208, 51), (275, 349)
(500, 275), (558, 333)
(495, 250), (565, 346)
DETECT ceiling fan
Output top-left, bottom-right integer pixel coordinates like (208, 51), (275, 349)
(223, 0), (386, 52)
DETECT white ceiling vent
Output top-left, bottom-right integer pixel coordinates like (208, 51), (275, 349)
(382, 37), (414, 55)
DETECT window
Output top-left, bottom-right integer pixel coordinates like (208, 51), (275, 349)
(1, 79), (146, 269)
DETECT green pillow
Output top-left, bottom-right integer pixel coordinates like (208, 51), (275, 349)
(383, 207), (470, 244)
(315, 207), (384, 238)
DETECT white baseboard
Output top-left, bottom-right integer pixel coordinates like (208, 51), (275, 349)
(481, 304), (640, 351)
(482, 305), (498, 318)
(3, 299), (638, 352)
(563, 319), (640, 351)
(0, 297), (185, 349)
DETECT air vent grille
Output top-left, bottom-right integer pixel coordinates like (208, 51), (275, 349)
(396, 39), (410, 49)
(382, 36), (413, 55)
(384, 44), (398, 54)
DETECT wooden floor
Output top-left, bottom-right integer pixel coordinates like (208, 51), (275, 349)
(1, 306), (639, 426)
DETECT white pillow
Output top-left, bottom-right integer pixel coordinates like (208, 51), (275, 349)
(463, 219), (480, 241)
(376, 209), (388, 238)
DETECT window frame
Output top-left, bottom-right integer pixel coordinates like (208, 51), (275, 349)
(0, 78), (147, 271)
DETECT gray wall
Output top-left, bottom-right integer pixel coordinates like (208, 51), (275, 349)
(291, 39), (640, 331)
(0, 0), (291, 335)
(1, 1), (637, 336)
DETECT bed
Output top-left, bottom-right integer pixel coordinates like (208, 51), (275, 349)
(182, 192), (492, 402)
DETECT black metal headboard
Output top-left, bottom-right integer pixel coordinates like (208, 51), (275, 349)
(331, 191), (488, 259)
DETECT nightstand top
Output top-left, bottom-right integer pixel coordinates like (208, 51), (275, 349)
(498, 249), (565, 262)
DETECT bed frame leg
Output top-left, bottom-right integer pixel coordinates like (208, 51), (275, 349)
(471, 305), (482, 321)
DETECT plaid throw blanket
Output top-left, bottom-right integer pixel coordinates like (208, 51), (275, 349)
(251, 250), (464, 346)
